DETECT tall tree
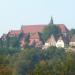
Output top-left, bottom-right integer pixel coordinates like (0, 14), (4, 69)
(43, 17), (61, 41)
(43, 24), (61, 41)
(25, 34), (30, 47)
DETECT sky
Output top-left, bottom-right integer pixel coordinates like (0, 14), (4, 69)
(0, 0), (75, 36)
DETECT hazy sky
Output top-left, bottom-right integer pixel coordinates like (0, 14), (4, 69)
(0, 0), (75, 36)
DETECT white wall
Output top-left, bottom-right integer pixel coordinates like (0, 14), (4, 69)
(56, 40), (64, 48)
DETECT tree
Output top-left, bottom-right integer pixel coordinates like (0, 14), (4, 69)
(6, 35), (20, 48)
(12, 48), (41, 75)
(0, 55), (12, 75)
(43, 24), (61, 41)
(0, 39), (3, 48)
(11, 47), (75, 75)
(33, 47), (75, 75)
(0, 37), (8, 48)
(25, 34), (30, 47)
(69, 29), (75, 37)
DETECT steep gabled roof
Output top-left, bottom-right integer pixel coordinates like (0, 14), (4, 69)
(57, 35), (69, 44)
(46, 34), (56, 43)
(57, 24), (69, 33)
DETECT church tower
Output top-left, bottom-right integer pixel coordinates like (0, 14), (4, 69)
(49, 16), (54, 24)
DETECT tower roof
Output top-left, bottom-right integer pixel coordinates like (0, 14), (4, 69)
(49, 16), (54, 24)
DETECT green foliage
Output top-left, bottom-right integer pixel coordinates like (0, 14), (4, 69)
(25, 34), (30, 47)
(0, 47), (20, 56)
(0, 38), (7, 48)
(0, 55), (12, 75)
(33, 48), (75, 75)
(7, 36), (20, 48)
(70, 29), (75, 35)
(12, 48), (41, 75)
(69, 29), (75, 37)
(18, 32), (24, 40)
(11, 47), (75, 75)
(0, 34), (21, 49)
(43, 24), (61, 40)
(0, 42), (75, 75)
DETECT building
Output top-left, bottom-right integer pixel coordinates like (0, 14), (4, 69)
(20, 33), (28, 48)
(8, 30), (21, 37)
(8, 17), (69, 38)
(69, 34), (75, 47)
(42, 34), (69, 49)
(56, 36), (64, 48)
(57, 24), (69, 37)
(29, 32), (43, 48)
(42, 35), (56, 49)
(5, 17), (69, 48)
(1, 34), (7, 41)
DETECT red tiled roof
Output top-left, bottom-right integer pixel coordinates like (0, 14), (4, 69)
(21, 25), (47, 33)
(8, 30), (21, 36)
(7, 24), (69, 37)
(21, 24), (69, 34)
(30, 33), (40, 39)
(57, 24), (69, 33)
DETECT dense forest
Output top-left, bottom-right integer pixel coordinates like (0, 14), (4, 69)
(0, 47), (75, 75)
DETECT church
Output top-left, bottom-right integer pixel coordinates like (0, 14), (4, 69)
(2, 17), (69, 48)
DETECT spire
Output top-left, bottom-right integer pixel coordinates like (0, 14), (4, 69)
(50, 16), (54, 24)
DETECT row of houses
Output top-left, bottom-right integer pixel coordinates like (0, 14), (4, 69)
(1, 18), (75, 49)
(42, 34), (68, 49)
